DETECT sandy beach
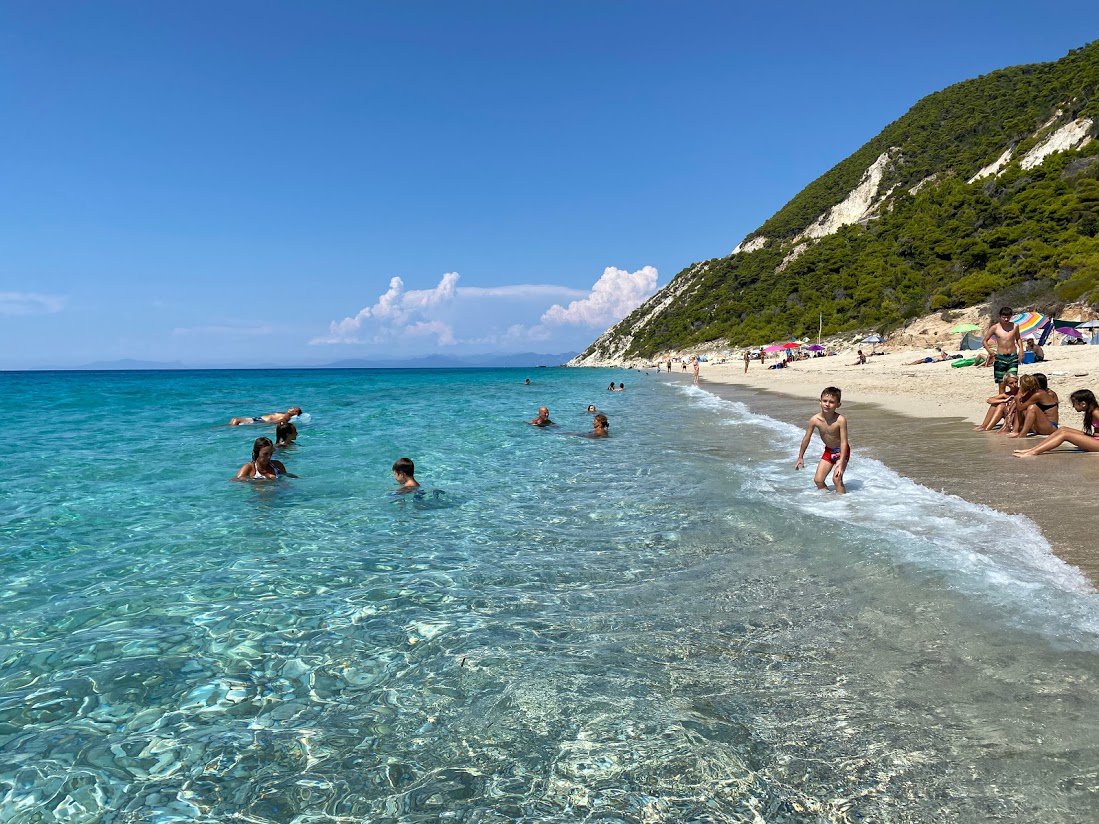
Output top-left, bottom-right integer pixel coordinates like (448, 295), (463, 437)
(698, 342), (1099, 425)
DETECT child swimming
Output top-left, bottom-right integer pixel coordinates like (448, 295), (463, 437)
(795, 386), (850, 494)
(392, 456), (421, 489)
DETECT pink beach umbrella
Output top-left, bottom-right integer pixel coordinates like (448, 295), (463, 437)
(763, 344), (786, 353)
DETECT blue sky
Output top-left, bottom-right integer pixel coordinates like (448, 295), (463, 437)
(2, 2), (1096, 368)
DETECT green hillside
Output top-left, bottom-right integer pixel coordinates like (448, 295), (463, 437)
(580, 41), (1099, 361)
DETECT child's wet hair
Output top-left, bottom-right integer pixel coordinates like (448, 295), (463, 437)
(821, 386), (842, 403)
(392, 457), (416, 477)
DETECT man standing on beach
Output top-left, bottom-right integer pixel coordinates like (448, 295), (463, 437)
(982, 306), (1025, 391)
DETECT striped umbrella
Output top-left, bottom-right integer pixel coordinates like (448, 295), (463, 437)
(1011, 312), (1049, 340)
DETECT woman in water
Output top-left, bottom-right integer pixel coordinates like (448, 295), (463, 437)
(586, 404), (598, 414)
(236, 437), (295, 480)
(1009, 373), (1059, 438)
(1014, 390), (1099, 456)
(588, 413), (609, 438)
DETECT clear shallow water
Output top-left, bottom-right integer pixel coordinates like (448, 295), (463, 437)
(2, 368), (1099, 822)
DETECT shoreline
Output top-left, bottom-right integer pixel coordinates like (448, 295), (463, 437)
(661, 353), (1099, 584)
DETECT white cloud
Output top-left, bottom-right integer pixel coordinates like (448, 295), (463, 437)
(0, 292), (65, 316)
(540, 266), (658, 327)
(458, 284), (587, 299)
(404, 320), (456, 346)
(310, 266), (658, 349)
(313, 272), (461, 344)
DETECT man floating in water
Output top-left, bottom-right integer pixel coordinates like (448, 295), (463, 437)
(228, 407), (302, 426)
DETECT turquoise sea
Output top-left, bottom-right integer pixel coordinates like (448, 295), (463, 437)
(3, 367), (1099, 822)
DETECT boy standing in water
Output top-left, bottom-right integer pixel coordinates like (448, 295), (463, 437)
(392, 457), (421, 491)
(795, 386), (850, 494)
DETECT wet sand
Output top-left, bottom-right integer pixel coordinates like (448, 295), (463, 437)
(676, 375), (1099, 585)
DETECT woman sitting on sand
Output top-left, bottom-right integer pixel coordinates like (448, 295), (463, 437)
(973, 373), (1019, 433)
(1015, 390), (1099, 457)
(235, 437), (296, 480)
(1009, 373), (1059, 439)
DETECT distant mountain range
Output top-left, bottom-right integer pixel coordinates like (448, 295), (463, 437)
(575, 40), (1099, 364)
(63, 352), (579, 371)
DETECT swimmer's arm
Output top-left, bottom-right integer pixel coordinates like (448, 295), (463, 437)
(795, 420), (816, 469)
(273, 460), (298, 479)
(233, 463), (251, 481)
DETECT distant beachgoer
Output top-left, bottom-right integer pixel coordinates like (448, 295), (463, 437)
(618, 383), (625, 391)
(608, 382), (616, 391)
(983, 306), (1024, 391)
(681, 361), (687, 372)
(586, 404), (598, 414)
(392, 457), (421, 489)
(692, 358), (700, 383)
(1014, 390), (1099, 457)
(1009, 373), (1059, 438)
(666, 359), (672, 372)
(529, 406), (555, 427)
(229, 407), (302, 426)
(743, 351), (750, 374)
(851, 350), (866, 366)
(235, 437), (294, 481)
(524, 378), (531, 385)
(760, 350), (766, 366)
(275, 421), (297, 447)
(973, 374), (1018, 432)
(1026, 339), (1045, 362)
(794, 386), (849, 494)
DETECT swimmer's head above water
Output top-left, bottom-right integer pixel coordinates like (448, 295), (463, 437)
(393, 456), (420, 489)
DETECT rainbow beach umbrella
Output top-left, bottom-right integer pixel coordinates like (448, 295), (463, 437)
(1011, 312), (1050, 340)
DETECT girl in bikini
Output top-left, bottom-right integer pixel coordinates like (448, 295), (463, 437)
(1014, 390), (1099, 457)
(1008, 373), (1059, 438)
(235, 437), (296, 480)
(973, 373), (1018, 432)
